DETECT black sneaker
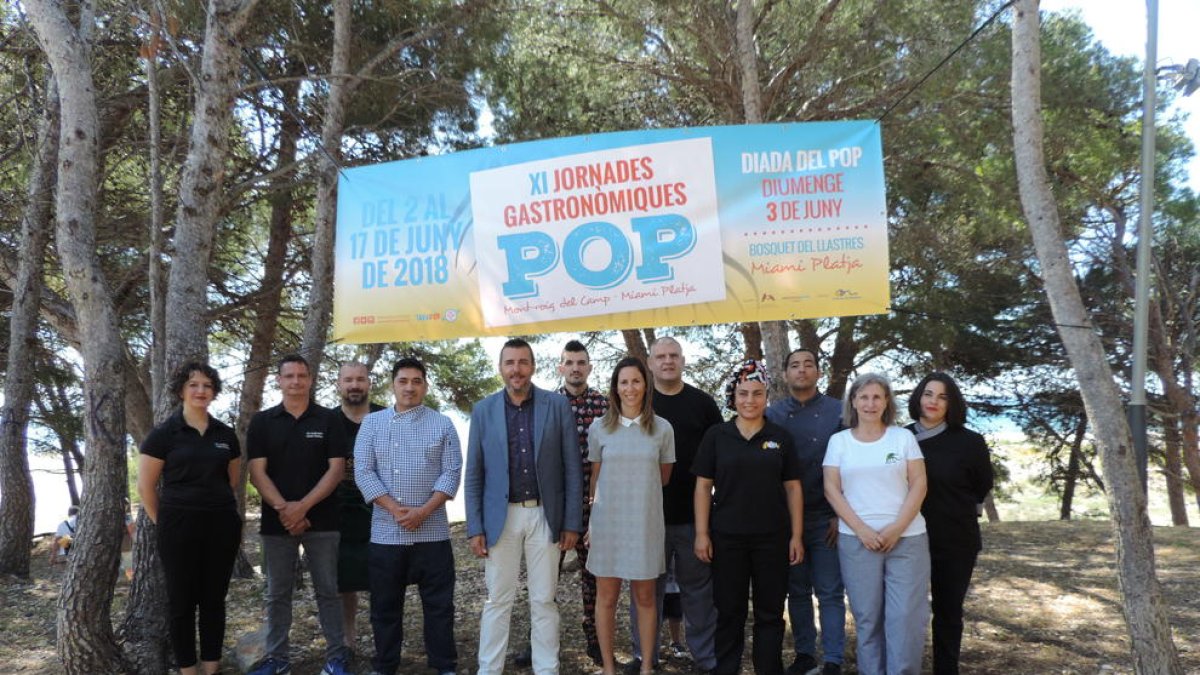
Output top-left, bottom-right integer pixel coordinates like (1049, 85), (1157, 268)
(820, 663), (842, 675)
(511, 646), (532, 667)
(586, 643), (604, 666)
(787, 653), (819, 675)
(623, 658), (659, 674)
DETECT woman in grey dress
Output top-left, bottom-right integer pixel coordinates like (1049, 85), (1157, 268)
(587, 356), (675, 675)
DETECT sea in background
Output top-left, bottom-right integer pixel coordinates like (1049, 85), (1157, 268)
(26, 402), (1198, 537)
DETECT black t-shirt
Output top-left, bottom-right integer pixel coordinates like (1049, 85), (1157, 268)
(247, 402), (349, 534)
(692, 419), (801, 536)
(655, 383), (724, 525)
(336, 403), (386, 488)
(140, 410), (240, 511)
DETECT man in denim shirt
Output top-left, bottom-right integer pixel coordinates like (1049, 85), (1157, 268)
(765, 349), (846, 675)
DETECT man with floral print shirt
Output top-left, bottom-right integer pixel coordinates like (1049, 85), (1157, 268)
(557, 339), (609, 665)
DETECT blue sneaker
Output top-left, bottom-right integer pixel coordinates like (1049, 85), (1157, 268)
(247, 658), (291, 675)
(321, 656), (351, 675)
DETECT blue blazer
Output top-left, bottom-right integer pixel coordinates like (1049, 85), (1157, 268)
(465, 386), (583, 547)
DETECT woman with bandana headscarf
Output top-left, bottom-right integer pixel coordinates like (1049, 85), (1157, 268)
(692, 359), (804, 675)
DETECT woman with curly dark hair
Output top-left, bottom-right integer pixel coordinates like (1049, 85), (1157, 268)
(906, 372), (993, 675)
(138, 361), (242, 675)
(693, 359), (803, 675)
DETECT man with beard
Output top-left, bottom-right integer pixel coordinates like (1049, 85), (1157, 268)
(333, 362), (386, 652)
(766, 349), (845, 675)
(557, 339), (609, 665)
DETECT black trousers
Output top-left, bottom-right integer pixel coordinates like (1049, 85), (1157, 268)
(157, 505), (242, 666)
(711, 531), (789, 675)
(930, 547), (979, 675)
(368, 540), (457, 674)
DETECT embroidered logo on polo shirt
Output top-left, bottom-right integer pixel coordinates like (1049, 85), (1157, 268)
(214, 442), (231, 451)
(306, 431), (325, 439)
(762, 440), (780, 451)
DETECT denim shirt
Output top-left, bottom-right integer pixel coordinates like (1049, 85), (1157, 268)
(765, 392), (844, 519)
(505, 390), (540, 502)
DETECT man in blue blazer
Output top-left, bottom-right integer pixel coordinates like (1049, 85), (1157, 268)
(466, 338), (583, 675)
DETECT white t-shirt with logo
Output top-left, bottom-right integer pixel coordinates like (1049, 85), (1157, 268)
(823, 425), (926, 537)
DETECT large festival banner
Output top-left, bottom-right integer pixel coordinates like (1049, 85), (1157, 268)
(333, 121), (888, 343)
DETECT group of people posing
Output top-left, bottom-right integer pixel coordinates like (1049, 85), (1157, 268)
(137, 335), (993, 675)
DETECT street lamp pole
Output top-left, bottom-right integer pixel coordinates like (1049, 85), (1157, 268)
(1129, 0), (1158, 491)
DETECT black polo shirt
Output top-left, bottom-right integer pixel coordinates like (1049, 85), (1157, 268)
(140, 410), (241, 511)
(692, 419), (801, 536)
(247, 402), (349, 534)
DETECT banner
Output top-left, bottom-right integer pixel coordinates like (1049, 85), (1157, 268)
(334, 121), (888, 343)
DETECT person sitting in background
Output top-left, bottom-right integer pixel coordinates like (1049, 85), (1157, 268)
(50, 505), (79, 564)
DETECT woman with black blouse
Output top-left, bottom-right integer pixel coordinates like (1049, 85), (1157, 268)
(906, 372), (994, 675)
(693, 359), (804, 675)
(138, 362), (242, 675)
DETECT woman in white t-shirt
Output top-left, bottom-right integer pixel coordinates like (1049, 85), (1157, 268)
(823, 373), (929, 675)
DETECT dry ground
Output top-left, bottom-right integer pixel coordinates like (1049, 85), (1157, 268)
(3, 519), (1198, 673)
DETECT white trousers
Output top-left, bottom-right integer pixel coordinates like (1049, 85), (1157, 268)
(477, 504), (561, 675)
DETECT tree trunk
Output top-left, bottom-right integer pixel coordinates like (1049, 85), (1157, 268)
(24, 1), (131, 671)
(0, 73), (58, 577)
(621, 329), (649, 362)
(794, 319), (820, 353)
(825, 316), (858, 399)
(1162, 420), (1188, 526)
(125, 2), (261, 670)
(983, 493), (1000, 523)
(1010, 3), (1181, 671)
(299, 0), (352, 374)
(731, 0), (791, 399)
(146, 6), (166, 402)
(230, 63), (304, 578)
(1163, 382), (1200, 514)
(123, 364), (155, 445)
(1060, 417), (1087, 521)
(739, 323), (764, 360)
(161, 0), (260, 404)
(1103, 193), (1200, 525)
(35, 373), (85, 506)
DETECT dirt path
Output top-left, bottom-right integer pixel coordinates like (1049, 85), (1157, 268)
(3, 520), (1197, 673)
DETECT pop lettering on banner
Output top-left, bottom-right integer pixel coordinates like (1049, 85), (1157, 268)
(469, 138), (724, 327)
